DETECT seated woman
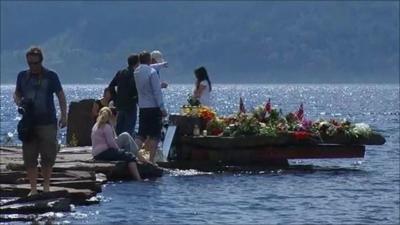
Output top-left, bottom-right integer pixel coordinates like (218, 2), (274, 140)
(192, 66), (212, 107)
(92, 87), (113, 119)
(91, 107), (151, 181)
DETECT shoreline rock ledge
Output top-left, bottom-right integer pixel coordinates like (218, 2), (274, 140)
(0, 146), (163, 222)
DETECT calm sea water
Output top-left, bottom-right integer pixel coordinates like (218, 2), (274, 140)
(1, 84), (399, 224)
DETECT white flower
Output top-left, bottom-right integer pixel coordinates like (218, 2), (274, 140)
(352, 123), (372, 137)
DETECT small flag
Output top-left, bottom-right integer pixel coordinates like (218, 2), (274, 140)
(265, 98), (272, 113)
(239, 97), (246, 113)
(295, 103), (304, 121)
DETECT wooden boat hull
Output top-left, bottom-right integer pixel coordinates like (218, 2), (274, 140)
(175, 138), (365, 162)
(168, 135), (367, 168)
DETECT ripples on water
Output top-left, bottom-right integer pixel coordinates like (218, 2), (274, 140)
(1, 84), (399, 224)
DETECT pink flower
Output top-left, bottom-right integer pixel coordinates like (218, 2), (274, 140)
(301, 119), (313, 131)
(295, 103), (304, 121)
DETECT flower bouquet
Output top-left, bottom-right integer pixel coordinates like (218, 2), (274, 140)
(177, 98), (383, 145)
(206, 118), (226, 136)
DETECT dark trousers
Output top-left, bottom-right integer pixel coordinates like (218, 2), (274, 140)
(116, 106), (137, 136)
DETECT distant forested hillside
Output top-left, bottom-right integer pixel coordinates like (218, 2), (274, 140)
(1, 1), (398, 83)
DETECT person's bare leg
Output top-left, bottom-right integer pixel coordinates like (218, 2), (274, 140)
(137, 152), (153, 165)
(134, 137), (144, 150)
(41, 166), (52, 192)
(147, 138), (159, 163)
(128, 162), (142, 181)
(26, 167), (38, 196)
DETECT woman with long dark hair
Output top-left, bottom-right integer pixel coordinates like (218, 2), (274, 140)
(193, 66), (212, 106)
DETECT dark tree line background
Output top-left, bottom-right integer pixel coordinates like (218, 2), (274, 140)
(1, 1), (398, 84)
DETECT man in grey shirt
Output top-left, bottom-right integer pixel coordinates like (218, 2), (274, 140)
(134, 51), (167, 163)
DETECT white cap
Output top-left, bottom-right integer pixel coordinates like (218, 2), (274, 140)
(151, 50), (165, 63)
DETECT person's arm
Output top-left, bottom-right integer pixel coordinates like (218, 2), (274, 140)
(14, 72), (23, 106)
(14, 91), (22, 106)
(103, 124), (119, 149)
(108, 71), (119, 102)
(150, 63), (168, 88)
(56, 90), (67, 128)
(52, 73), (67, 128)
(150, 62), (168, 71)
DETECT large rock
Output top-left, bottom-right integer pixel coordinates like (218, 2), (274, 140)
(66, 99), (95, 146)
(107, 162), (164, 180)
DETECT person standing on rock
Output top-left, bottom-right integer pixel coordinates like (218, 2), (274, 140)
(13, 46), (67, 196)
(108, 54), (139, 136)
(134, 51), (167, 163)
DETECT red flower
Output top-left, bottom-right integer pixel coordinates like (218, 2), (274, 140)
(211, 128), (223, 135)
(293, 131), (310, 140)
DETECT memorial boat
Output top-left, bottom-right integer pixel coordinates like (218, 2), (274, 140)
(158, 102), (385, 170)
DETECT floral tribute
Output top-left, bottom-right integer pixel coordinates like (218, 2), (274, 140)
(180, 98), (373, 140)
(181, 105), (216, 123)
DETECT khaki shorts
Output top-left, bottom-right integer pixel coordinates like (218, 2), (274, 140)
(22, 124), (59, 168)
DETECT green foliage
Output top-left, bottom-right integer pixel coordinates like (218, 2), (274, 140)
(226, 115), (261, 136)
(259, 125), (278, 137)
(265, 109), (281, 125)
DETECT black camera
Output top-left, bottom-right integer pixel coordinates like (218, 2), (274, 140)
(18, 98), (34, 115)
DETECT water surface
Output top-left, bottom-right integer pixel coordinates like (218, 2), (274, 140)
(1, 84), (399, 224)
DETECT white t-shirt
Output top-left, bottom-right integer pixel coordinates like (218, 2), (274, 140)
(198, 80), (211, 107)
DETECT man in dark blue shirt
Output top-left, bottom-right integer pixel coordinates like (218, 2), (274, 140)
(14, 47), (67, 196)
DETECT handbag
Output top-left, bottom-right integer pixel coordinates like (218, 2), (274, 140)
(17, 115), (33, 142)
(17, 74), (39, 142)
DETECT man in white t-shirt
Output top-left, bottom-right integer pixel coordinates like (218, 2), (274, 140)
(134, 51), (167, 163)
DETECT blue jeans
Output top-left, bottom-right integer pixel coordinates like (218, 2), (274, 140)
(116, 107), (137, 136)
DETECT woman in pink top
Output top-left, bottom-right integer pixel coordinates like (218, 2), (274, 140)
(91, 107), (142, 180)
